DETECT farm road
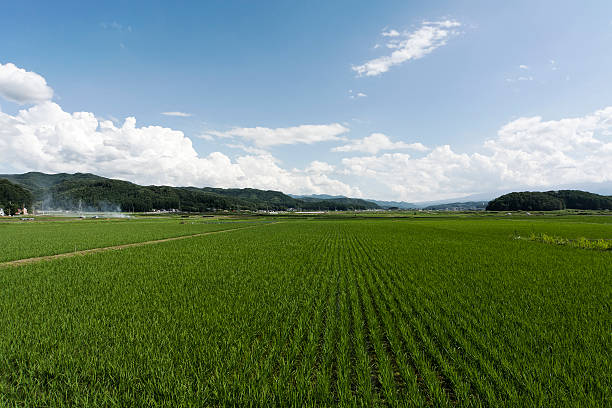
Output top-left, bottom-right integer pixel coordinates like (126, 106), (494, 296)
(0, 222), (278, 268)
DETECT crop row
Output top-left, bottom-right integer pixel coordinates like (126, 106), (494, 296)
(0, 219), (609, 406)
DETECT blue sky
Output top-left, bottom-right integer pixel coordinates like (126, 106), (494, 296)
(1, 1), (611, 201)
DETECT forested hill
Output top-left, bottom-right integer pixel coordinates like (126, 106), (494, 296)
(0, 178), (34, 212)
(0, 172), (380, 212)
(486, 190), (612, 211)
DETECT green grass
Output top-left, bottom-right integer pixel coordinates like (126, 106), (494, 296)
(0, 217), (609, 406)
(523, 232), (612, 250)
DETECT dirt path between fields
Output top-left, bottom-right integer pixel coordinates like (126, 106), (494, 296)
(0, 222), (277, 268)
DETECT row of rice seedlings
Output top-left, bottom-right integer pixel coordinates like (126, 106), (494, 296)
(406, 234), (591, 404)
(378, 227), (526, 403)
(295, 258), (333, 401)
(346, 231), (399, 404)
(348, 233), (433, 406)
(360, 227), (526, 405)
(344, 226), (449, 405)
(426, 268), (602, 405)
(414, 271), (528, 401)
(316, 232), (342, 401)
(335, 232), (354, 405)
(250, 231), (330, 403)
(276, 231), (337, 402)
(362, 221), (609, 405)
(350, 231), (457, 406)
(1, 219), (609, 404)
(345, 232), (374, 403)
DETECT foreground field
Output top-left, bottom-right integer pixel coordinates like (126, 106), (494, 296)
(0, 217), (610, 406)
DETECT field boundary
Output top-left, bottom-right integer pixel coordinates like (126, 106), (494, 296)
(0, 222), (278, 268)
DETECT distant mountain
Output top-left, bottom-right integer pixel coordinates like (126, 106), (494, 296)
(294, 194), (491, 210)
(368, 200), (418, 209)
(422, 201), (488, 211)
(0, 172), (380, 212)
(486, 190), (612, 211)
(290, 194), (379, 210)
(290, 194), (346, 200)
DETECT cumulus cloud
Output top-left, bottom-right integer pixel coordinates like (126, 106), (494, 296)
(341, 108), (612, 201)
(333, 133), (429, 154)
(203, 123), (349, 147)
(0, 101), (358, 196)
(352, 20), (461, 77)
(0, 63), (54, 104)
(161, 111), (192, 117)
(2, 62), (610, 202)
(0, 63), (358, 197)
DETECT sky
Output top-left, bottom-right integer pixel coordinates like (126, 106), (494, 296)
(1, 1), (612, 202)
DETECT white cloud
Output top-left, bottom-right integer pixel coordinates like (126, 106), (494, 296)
(203, 123), (349, 147)
(0, 101), (357, 196)
(353, 20), (461, 77)
(348, 90), (367, 99)
(161, 111), (192, 117)
(0, 63), (54, 104)
(519, 64), (529, 70)
(333, 133), (429, 154)
(2, 62), (610, 203)
(306, 160), (335, 174)
(382, 29), (400, 37)
(340, 108), (612, 201)
(0, 63), (359, 197)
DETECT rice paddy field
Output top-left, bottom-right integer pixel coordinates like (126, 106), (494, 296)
(0, 218), (260, 262)
(0, 214), (610, 406)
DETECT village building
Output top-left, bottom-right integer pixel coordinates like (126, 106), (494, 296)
(14, 207), (28, 216)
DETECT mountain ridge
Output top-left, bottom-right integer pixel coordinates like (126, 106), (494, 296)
(0, 172), (380, 212)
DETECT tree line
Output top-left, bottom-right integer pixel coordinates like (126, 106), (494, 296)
(486, 190), (612, 211)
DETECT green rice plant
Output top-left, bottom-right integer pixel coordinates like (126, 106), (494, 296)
(0, 217), (609, 406)
(0, 218), (261, 262)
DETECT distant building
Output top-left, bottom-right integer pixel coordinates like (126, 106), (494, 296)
(14, 207), (28, 215)
(0, 208), (4, 216)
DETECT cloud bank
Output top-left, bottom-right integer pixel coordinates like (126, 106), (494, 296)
(1, 62), (611, 202)
(341, 108), (612, 200)
(0, 101), (359, 196)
